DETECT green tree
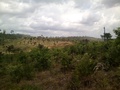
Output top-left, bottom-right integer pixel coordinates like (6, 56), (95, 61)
(3, 30), (6, 34)
(107, 27), (120, 67)
(10, 30), (14, 34)
(114, 27), (120, 38)
(104, 33), (112, 40)
(101, 33), (112, 41)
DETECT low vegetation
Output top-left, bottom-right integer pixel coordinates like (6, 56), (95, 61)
(0, 27), (120, 90)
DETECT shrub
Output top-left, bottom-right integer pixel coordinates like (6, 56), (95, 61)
(68, 53), (96, 89)
(67, 43), (86, 55)
(8, 64), (23, 83)
(75, 53), (96, 77)
(22, 64), (34, 80)
(17, 52), (28, 64)
(0, 64), (6, 76)
(8, 64), (34, 83)
(108, 44), (120, 67)
(30, 48), (51, 71)
(35, 54), (51, 71)
(60, 52), (73, 72)
(37, 44), (44, 49)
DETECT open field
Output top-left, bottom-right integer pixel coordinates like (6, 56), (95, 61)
(0, 32), (120, 90)
(0, 37), (73, 53)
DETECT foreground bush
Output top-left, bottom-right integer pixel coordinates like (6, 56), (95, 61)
(30, 47), (51, 71)
(60, 52), (73, 72)
(8, 64), (34, 83)
(68, 53), (96, 89)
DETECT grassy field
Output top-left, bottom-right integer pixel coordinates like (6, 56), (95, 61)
(0, 33), (120, 90)
(0, 37), (73, 53)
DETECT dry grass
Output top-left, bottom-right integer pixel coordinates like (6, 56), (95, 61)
(0, 38), (73, 52)
(18, 70), (72, 90)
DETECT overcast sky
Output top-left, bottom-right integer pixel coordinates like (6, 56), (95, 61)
(0, 0), (120, 37)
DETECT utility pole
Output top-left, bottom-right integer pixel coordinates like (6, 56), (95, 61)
(104, 27), (105, 41)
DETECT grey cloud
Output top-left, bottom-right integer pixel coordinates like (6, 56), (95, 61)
(74, 0), (92, 9)
(81, 13), (101, 25)
(14, 20), (101, 37)
(30, 21), (82, 33)
(32, 0), (63, 3)
(17, 0), (66, 4)
(29, 14), (85, 34)
(0, 0), (33, 15)
(0, 0), (61, 3)
(101, 0), (120, 7)
(0, 0), (120, 37)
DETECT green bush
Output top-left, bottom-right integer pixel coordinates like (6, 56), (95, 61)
(67, 43), (86, 55)
(22, 64), (34, 80)
(60, 52), (73, 72)
(8, 64), (34, 83)
(68, 53), (96, 89)
(8, 64), (23, 83)
(30, 48), (51, 71)
(108, 43), (120, 67)
(17, 52), (28, 64)
(0, 64), (6, 76)
(75, 53), (96, 77)
(34, 54), (51, 71)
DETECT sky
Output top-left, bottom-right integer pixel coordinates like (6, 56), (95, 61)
(0, 0), (120, 38)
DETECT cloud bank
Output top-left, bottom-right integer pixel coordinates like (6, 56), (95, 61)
(0, 0), (120, 37)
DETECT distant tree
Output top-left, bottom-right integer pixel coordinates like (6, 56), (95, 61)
(10, 30), (14, 34)
(104, 33), (112, 40)
(101, 33), (112, 41)
(101, 35), (104, 40)
(114, 27), (120, 38)
(3, 30), (6, 34)
(41, 35), (44, 37)
(113, 27), (120, 44)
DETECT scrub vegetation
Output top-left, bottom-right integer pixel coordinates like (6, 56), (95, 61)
(0, 27), (120, 90)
